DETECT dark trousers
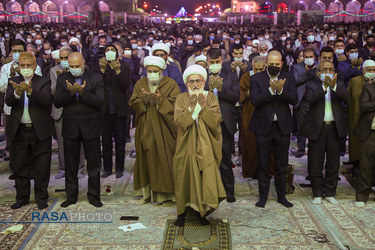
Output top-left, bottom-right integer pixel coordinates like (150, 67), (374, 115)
(293, 107), (307, 151)
(356, 131), (375, 202)
(297, 135), (307, 152)
(255, 122), (290, 200)
(102, 114), (127, 173)
(232, 106), (242, 154)
(10, 126), (51, 204)
(64, 131), (101, 203)
(220, 123), (235, 200)
(308, 123), (341, 197)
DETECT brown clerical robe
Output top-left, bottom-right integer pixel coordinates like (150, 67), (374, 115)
(348, 75), (366, 163)
(174, 91), (226, 217)
(129, 76), (180, 199)
(240, 72), (274, 178)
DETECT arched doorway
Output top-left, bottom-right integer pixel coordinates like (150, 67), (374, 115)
(42, 1), (58, 23)
(61, 3), (75, 22)
(327, 1), (344, 23)
(25, 1), (40, 22)
(345, 0), (361, 22)
(99, 1), (110, 12)
(6, 1), (23, 23)
(311, 0), (326, 10)
(363, 0), (375, 22)
(78, 3), (92, 23)
(297, 1), (308, 10)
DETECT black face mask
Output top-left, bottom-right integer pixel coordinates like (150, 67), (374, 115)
(368, 41), (375, 47)
(268, 65), (280, 76)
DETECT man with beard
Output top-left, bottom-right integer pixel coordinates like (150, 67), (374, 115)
(173, 65), (226, 227)
(250, 50), (298, 208)
(129, 56), (180, 205)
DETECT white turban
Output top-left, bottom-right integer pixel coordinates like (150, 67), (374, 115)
(144, 56), (166, 70)
(194, 55), (207, 64)
(151, 42), (170, 55)
(363, 59), (375, 68)
(183, 65), (207, 84)
(69, 37), (80, 44)
(51, 50), (60, 60)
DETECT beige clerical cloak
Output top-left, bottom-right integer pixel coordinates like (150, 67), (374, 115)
(348, 75), (366, 162)
(173, 91), (226, 217)
(129, 76), (180, 197)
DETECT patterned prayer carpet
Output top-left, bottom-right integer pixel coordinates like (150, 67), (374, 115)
(0, 199), (57, 250)
(162, 218), (231, 249)
(0, 132), (373, 249)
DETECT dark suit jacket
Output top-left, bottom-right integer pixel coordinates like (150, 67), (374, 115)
(249, 70), (298, 136)
(53, 69), (105, 140)
(5, 75), (53, 141)
(102, 60), (130, 117)
(300, 76), (348, 141)
(354, 83), (375, 142)
(204, 62), (240, 135)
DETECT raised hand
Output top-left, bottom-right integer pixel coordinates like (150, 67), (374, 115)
(99, 57), (107, 73)
(190, 94), (198, 111)
(20, 80), (32, 94)
(230, 61), (237, 72)
(108, 59), (121, 73)
(66, 80), (76, 93)
(270, 79), (278, 93)
(198, 93), (207, 109)
(276, 79), (286, 92)
(239, 62), (247, 72)
(141, 88), (151, 104)
(74, 80), (87, 95)
(215, 77), (223, 92)
(328, 73), (337, 89)
(10, 80), (23, 96)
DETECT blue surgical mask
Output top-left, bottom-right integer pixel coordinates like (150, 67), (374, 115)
(349, 53), (358, 61)
(187, 40), (194, 45)
(304, 58), (314, 66)
(364, 72), (375, 81)
(320, 73), (334, 82)
(70, 67), (83, 77)
(60, 60), (69, 69)
(13, 52), (20, 63)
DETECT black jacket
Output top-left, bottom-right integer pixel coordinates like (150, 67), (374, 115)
(53, 69), (105, 140)
(249, 70), (298, 136)
(300, 76), (348, 141)
(101, 60), (130, 117)
(204, 62), (240, 135)
(5, 74), (53, 141)
(354, 83), (375, 142)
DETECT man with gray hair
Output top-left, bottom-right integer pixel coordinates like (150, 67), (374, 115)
(258, 41), (269, 57)
(50, 46), (85, 180)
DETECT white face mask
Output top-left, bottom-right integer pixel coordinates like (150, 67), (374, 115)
(319, 73), (334, 82)
(234, 57), (243, 62)
(26, 38), (32, 43)
(61, 41), (67, 46)
(335, 49), (344, 55)
(281, 37), (287, 41)
(124, 50), (132, 56)
(304, 58), (314, 66)
(147, 72), (160, 83)
(307, 35), (315, 43)
(365, 72), (375, 81)
(105, 51), (117, 61)
(265, 35), (270, 40)
(13, 52), (20, 63)
(209, 63), (222, 74)
(70, 67), (83, 77)
(20, 68), (34, 78)
(45, 49), (51, 55)
(259, 52), (268, 57)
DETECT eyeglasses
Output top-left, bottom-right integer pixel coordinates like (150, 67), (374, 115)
(188, 79), (203, 85)
(154, 53), (166, 57)
(147, 70), (160, 74)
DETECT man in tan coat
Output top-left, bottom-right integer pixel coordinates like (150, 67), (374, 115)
(129, 56), (180, 205)
(173, 65), (226, 227)
(347, 60), (375, 175)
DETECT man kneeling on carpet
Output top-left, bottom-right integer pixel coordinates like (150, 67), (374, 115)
(173, 65), (226, 227)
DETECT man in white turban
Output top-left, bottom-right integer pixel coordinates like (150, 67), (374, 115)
(129, 56), (181, 205)
(150, 42), (186, 92)
(173, 65), (226, 227)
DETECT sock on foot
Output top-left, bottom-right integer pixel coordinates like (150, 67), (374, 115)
(278, 198), (293, 208)
(174, 212), (186, 227)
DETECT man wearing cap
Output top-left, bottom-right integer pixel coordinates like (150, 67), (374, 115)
(129, 56), (180, 205)
(173, 64), (226, 227)
(50, 46), (85, 180)
(195, 55), (207, 69)
(301, 60), (348, 205)
(353, 60), (375, 208)
(146, 43), (185, 92)
(347, 60), (375, 177)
